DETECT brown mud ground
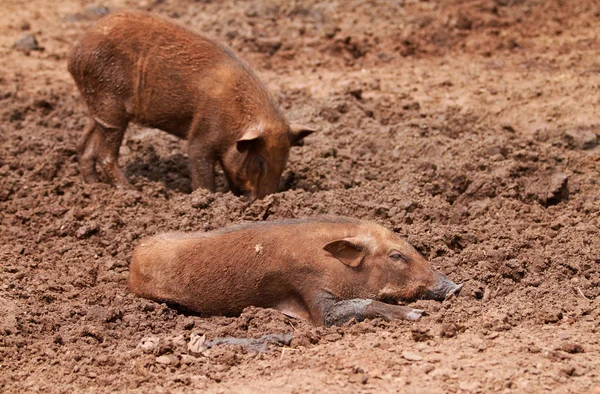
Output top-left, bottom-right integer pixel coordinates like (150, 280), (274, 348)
(1, 0), (600, 392)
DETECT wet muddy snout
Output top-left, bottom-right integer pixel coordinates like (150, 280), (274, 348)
(424, 273), (463, 301)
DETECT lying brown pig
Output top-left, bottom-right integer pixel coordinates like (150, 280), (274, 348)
(68, 11), (315, 199)
(129, 217), (462, 326)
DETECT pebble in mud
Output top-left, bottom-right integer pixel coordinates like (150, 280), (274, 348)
(155, 354), (179, 366)
(556, 343), (585, 354)
(138, 337), (159, 354)
(14, 34), (44, 54)
(402, 351), (423, 361)
(411, 327), (433, 342)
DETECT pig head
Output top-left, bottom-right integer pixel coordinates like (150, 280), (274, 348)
(323, 234), (462, 303)
(220, 123), (316, 200)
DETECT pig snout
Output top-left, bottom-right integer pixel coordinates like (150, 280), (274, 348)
(423, 274), (463, 301)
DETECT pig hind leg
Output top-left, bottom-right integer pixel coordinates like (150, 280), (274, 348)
(94, 119), (130, 187)
(323, 299), (424, 326)
(77, 117), (101, 183)
(78, 110), (130, 187)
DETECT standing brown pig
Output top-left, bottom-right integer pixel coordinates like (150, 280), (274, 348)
(129, 217), (462, 326)
(68, 11), (315, 200)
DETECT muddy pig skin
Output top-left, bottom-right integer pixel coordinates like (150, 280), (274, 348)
(129, 217), (462, 326)
(68, 11), (315, 200)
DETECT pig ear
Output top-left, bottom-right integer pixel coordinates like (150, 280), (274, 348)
(323, 237), (367, 268)
(288, 124), (316, 146)
(237, 128), (262, 152)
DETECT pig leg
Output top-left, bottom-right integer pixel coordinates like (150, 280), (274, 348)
(77, 117), (101, 183)
(188, 142), (215, 191)
(323, 299), (424, 326)
(92, 120), (130, 187)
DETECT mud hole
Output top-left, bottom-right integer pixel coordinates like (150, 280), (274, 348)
(1, 0), (600, 393)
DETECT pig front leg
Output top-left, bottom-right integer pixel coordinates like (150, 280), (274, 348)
(323, 299), (424, 327)
(188, 144), (215, 191)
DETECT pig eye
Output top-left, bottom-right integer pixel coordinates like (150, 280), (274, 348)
(389, 252), (407, 263)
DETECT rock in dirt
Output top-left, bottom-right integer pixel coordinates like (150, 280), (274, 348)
(542, 309), (563, 324)
(557, 343), (585, 354)
(138, 337), (159, 354)
(187, 333), (207, 356)
(14, 34), (44, 54)
(411, 327), (433, 342)
(564, 129), (598, 150)
(62, 5), (110, 22)
(439, 323), (465, 338)
(0, 298), (18, 335)
(348, 372), (369, 384)
(402, 351), (423, 361)
(528, 173), (569, 207)
(180, 354), (197, 365)
(459, 380), (481, 392)
(156, 354), (179, 366)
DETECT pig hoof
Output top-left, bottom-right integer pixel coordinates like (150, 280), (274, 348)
(444, 283), (463, 300)
(407, 309), (424, 321)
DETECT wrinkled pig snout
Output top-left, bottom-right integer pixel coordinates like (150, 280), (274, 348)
(424, 274), (463, 301)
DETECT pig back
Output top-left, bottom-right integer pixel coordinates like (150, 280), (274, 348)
(69, 11), (259, 138)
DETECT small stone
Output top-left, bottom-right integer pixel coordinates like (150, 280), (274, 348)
(254, 37), (282, 56)
(543, 309), (563, 324)
(560, 365), (584, 377)
(402, 351), (423, 361)
(14, 34), (44, 54)
(323, 332), (343, 342)
(411, 327), (433, 342)
(349, 373), (369, 384)
(558, 332), (571, 340)
(565, 129), (598, 150)
(75, 223), (98, 239)
(557, 343), (584, 354)
(156, 354), (178, 365)
(45, 348), (57, 359)
(187, 333), (206, 356)
(119, 145), (131, 156)
(423, 364), (435, 374)
(171, 334), (186, 348)
(429, 367), (456, 379)
(487, 332), (499, 340)
(87, 306), (108, 322)
(439, 322), (464, 338)
(182, 318), (195, 330)
(501, 123), (515, 133)
(459, 381), (481, 392)
(86, 5), (110, 17)
(180, 354), (197, 365)
(138, 337), (159, 354)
